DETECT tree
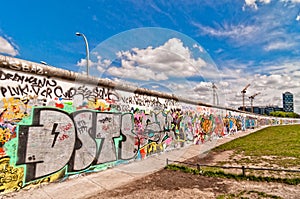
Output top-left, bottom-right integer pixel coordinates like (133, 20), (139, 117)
(269, 111), (300, 118)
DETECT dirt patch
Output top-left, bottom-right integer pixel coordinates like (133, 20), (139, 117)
(85, 169), (300, 199)
(186, 150), (300, 179)
(85, 151), (300, 199)
(97, 170), (227, 198)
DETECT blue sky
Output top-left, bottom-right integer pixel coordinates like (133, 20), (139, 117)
(1, 0), (300, 112)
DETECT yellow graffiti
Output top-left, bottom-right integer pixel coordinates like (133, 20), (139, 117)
(0, 128), (14, 145)
(28, 167), (66, 188)
(236, 119), (242, 131)
(0, 157), (24, 193)
(87, 99), (110, 111)
(0, 156), (66, 193)
(1, 98), (29, 123)
(201, 119), (212, 134)
(141, 142), (164, 155)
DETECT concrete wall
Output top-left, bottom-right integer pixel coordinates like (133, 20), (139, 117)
(0, 55), (298, 194)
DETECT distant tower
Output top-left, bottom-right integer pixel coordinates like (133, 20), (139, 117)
(212, 83), (218, 105)
(283, 92), (294, 112)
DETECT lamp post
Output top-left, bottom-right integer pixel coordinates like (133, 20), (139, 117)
(76, 32), (90, 76)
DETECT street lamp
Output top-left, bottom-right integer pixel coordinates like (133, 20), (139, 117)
(76, 32), (90, 76)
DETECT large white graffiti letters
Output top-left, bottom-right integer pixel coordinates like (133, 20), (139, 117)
(17, 108), (76, 182)
(70, 110), (97, 171)
(16, 108), (138, 182)
(119, 113), (136, 160)
(95, 113), (121, 164)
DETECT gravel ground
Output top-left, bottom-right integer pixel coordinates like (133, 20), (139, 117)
(85, 169), (300, 199)
(84, 151), (300, 199)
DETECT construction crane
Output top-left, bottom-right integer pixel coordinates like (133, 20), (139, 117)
(212, 83), (219, 106)
(241, 84), (251, 111)
(249, 92), (260, 113)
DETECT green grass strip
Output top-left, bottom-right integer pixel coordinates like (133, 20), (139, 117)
(214, 125), (300, 159)
(165, 164), (300, 185)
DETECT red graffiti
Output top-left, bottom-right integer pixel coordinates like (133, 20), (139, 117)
(61, 123), (72, 132)
(59, 134), (69, 141)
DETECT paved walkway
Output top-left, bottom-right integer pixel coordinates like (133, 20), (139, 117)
(2, 128), (263, 199)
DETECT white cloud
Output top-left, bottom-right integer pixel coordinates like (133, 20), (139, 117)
(258, 60), (300, 75)
(89, 32), (300, 112)
(107, 51), (300, 112)
(169, 57), (299, 112)
(108, 61), (169, 81)
(292, 70), (300, 77)
(102, 38), (208, 81)
(193, 43), (204, 52)
(0, 36), (18, 56)
(111, 77), (139, 88)
(193, 22), (258, 40)
(264, 41), (295, 51)
(77, 55), (111, 74)
(244, 0), (300, 10)
(76, 58), (89, 67)
(194, 82), (212, 92)
(194, 2), (300, 53)
(212, 60), (300, 113)
(214, 48), (224, 54)
(243, 0), (271, 10)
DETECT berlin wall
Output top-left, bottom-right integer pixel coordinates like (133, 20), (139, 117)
(0, 55), (298, 194)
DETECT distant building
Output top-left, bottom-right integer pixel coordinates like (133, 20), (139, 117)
(237, 91), (295, 115)
(283, 92), (294, 112)
(265, 106), (283, 115)
(238, 105), (283, 115)
(238, 106), (261, 114)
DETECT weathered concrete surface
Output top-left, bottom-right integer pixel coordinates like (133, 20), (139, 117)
(2, 128), (260, 199)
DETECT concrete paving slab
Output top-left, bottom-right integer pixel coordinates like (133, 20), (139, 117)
(85, 169), (135, 190)
(41, 177), (102, 199)
(2, 187), (51, 199)
(114, 156), (165, 176)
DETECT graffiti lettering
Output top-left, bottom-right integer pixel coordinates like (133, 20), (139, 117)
(1, 58), (299, 195)
(70, 111), (96, 171)
(53, 86), (77, 99)
(0, 57), (44, 74)
(17, 108), (76, 182)
(74, 85), (119, 102)
(0, 70), (56, 87)
(121, 94), (163, 108)
(0, 157), (24, 192)
(0, 71), (121, 104)
(15, 108), (139, 180)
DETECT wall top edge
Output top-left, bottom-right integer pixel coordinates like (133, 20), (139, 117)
(1, 55), (298, 119)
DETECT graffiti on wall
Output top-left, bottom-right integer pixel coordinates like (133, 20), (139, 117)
(0, 63), (298, 194)
(0, 157), (24, 192)
(0, 104), (241, 188)
(0, 70), (119, 104)
(0, 55), (45, 75)
(16, 108), (137, 182)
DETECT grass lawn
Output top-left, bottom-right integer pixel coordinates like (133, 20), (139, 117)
(165, 124), (300, 187)
(213, 124), (300, 167)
